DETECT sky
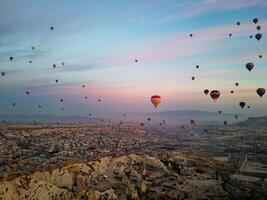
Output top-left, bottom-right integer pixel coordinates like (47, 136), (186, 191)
(0, 0), (267, 118)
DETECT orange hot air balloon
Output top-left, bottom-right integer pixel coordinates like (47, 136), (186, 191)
(210, 90), (220, 102)
(151, 95), (161, 108)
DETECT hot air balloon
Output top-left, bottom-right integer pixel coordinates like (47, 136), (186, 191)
(190, 33), (193, 37)
(82, 85), (85, 88)
(237, 22), (240, 26)
(159, 122), (162, 126)
(1, 72), (5, 77)
(151, 95), (161, 108)
(229, 33), (232, 37)
(230, 90), (234, 94)
(89, 113), (92, 117)
(123, 114), (126, 117)
(235, 82), (239, 87)
(29, 60), (32, 64)
(31, 46), (35, 50)
(256, 88), (265, 98)
(256, 25), (261, 31)
(50, 26), (54, 30)
(26, 91), (30, 95)
(196, 65), (199, 69)
(85, 96), (88, 100)
(9, 57), (13, 61)
(55, 80), (58, 83)
(250, 35), (253, 39)
(247, 105), (250, 109)
(253, 18), (259, 24)
(147, 117), (151, 121)
(190, 120), (195, 126)
(62, 62), (65, 66)
(38, 105), (42, 109)
(98, 99), (101, 102)
(239, 101), (246, 109)
(235, 115), (238, 120)
(210, 90), (220, 102)
(135, 59), (138, 63)
(60, 99), (63, 102)
(246, 63), (254, 72)
(12, 102), (16, 107)
(223, 121), (227, 126)
(53, 64), (56, 68)
(204, 89), (209, 95)
(255, 33), (262, 41)
(218, 110), (222, 114)
(259, 55), (262, 59)
(191, 76), (195, 80)
(141, 123), (144, 127)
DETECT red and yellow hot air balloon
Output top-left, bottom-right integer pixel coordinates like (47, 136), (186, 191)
(151, 95), (161, 108)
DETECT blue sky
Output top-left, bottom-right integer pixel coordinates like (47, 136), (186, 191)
(0, 0), (267, 117)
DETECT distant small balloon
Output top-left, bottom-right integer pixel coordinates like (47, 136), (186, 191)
(204, 89), (209, 95)
(253, 18), (259, 24)
(26, 91), (30, 95)
(247, 105), (250, 109)
(82, 85), (85, 88)
(256, 88), (265, 98)
(151, 95), (161, 108)
(98, 99), (101, 102)
(223, 121), (227, 126)
(236, 22), (240, 26)
(147, 117), (151, 121)
(31, 46), (35, 50)
(246, 63), (254, 72)
(255, 33), (262, 41)
(190, 33), (193, 37)
(196, 65), (199, 69)
(135, 59), (138, 63)
(229, 33), (232, 37)
(249, 35), (253, 39)
(259, 55), (262, 59)
(38, 105), (42, 108)
(235, 82), (239, 87)
(55, 80), (58, 83)
(218, 110), (222, 114)
(29, 60), (32, 64)
(1, 72), (5, 77)
(9, 57), (13, 61)
(60, 99), (63, 102)
(256, 25), (261, 31)
(12, 103), (16, 107)
(191, 76), (195, 80)
(50, 26), (54, 30)
(53, 64), (56, 68)
(62, 62), (65, 66)
(235, 115), (238, 120)
(140, 123), (144, 127)
(230, 90), (234, 94)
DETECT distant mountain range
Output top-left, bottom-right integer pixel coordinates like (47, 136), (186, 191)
(0, 114), (103, 124)
(0, 110), (249, 125)
(235, 116), (267, 127)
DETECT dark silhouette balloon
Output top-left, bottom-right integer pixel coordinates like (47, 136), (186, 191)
(196, 65), (199, 69)
(50, 26), (54, 30)
(255, 33), (262, 41)
(53, 64), (56, 68)
(38, 105), (42, 108)
(253, 18), (259, 24)
(204, 89), (209, 95)
(246, 63), (254, 71)
(9, 57), (13, 61)
(82, 85), (85, 88)
(26, 91), (30, 95)
(235, 82), (239, 87)
(249, 35), (253, 39)
(236, 21), (240, 26)
(218, 110), (222, 114)
(1, 72), (5, 77)
(229, 33), (232, 37)
(190, 33), (193, 37)
(60, 99), (63, 102)
(247, 105), (250, 109)
(55, 80), (58, 83)
(147, 117), (151, 121)
(223, 121), (227, 126)
(12, 103), (16, 107)
(230, 90), (234, 94)
(191, 76), (195, 80)
(62, 62), (65, 66)
(135, 59), (138, 63)
(259, 55), (262, 59)
(256, 25), (261, 31)
(190, 120), (195, 126)
(140, 123), (144, 127)
(235, 115), (238, 120)
(98, 99), (101, 102)
(239, 101), (246, 109)
(256, 88), (265, 98)
(29, 60), (32, 64)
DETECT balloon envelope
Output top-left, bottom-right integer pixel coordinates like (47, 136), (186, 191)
(255, 33), (262, 41)
(246, 63), (254, 71)
(151, 95), (161, 108)
(204, 89), (209, 95)
(239, 101), (246, 109)
(210, 90), (220, 101)
(256, 88), (265, 98)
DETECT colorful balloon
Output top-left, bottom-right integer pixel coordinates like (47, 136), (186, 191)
(151, 95), (161, 108)
(210, 90), (220, 102)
